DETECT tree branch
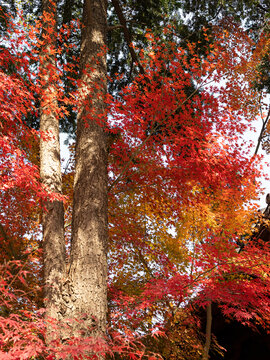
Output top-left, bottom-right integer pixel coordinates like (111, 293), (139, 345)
(111, 0), (145, 75)
(254, 105), (270, 156)
(107, 24), (124, 31)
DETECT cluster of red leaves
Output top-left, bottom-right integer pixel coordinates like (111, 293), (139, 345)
(195, 238), (270, 328)
(0, 49), (39, 193)
(107, 26), (269, 346)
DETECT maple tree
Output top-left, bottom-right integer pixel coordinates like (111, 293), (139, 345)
(1, 1), (270, 359)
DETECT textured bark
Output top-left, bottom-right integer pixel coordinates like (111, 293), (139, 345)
(40, 0), (108, 352)
(202, 302), (212, 360)
(40, 0), (66, 341)
(67, 0), (108, 340)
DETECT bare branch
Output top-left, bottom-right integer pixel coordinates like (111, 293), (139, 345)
(111, 0), (145, 75)
(108, 24), (124, 31)
(254, 105), (270, 156)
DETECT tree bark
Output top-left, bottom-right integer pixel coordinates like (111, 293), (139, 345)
(40, 0), (66, 342)
(67, 0), (108, 341)
(202, 301), (212, 360)
(40, 0), (108, 353)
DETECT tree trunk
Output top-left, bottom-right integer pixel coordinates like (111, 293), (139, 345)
(202, 301), (212, 360)
(40, 0), (66, 342)
(67, 0), (108, 341)
(40, 0), (108, 352)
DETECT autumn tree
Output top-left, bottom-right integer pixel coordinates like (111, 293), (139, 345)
(105, 24), (270, 358)
(39, 0), (66, 342)
(1, 1), (270, 359)
(38, 0), (108, 353)
(66, 0), (108, 340)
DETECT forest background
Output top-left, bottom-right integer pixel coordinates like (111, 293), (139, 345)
(1, 0), (270, 359)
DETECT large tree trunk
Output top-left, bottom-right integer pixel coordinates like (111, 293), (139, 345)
(67, 0), (108, 341)
(40, 0), (66, 342)
(40, 0), (108, 352)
